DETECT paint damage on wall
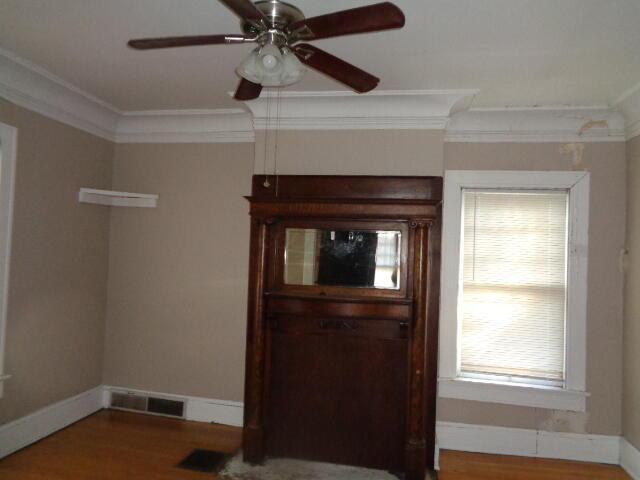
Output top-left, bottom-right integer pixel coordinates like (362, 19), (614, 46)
(559, 142), (585, 170)
(537, 409), (589, 434)
(578, 119), (610, 137)
(559, 119), (612, 170)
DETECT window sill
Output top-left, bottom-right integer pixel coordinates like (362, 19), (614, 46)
(438, 377), (588, 412)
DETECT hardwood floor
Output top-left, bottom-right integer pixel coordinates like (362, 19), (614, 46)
(0, 410), (241, 480)
(0, 410), (631, 479)
(438, 450), (630, 480)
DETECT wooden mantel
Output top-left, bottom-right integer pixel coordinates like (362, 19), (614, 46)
(242, 175), (442, 480)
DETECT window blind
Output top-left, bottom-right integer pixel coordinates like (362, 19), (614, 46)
(460, 189), (568, 383)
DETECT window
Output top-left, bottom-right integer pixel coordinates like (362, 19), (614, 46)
(0, 122), (17, 398)
(439, 171), (589, 411)
(461, 190), (567, 385)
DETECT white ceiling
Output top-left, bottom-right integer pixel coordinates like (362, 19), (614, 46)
(1, 0), (639, 112)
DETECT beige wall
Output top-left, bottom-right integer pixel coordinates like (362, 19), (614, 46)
(440, 142), (626, 435)
(103, 137), (626, 436)
(103, 143), (253, 401)
(624, 135), (640, 448)
(102, 131), (441, 401)
(254, 130), (444, 176)
(0, 102), (625, 439)
(0, 99), (113, 424)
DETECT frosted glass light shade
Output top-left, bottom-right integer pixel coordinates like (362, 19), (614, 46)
(237, 45), (305, 87)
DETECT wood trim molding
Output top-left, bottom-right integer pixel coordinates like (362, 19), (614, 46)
(0, 48), (253, 144)
(0, 386), (103, 459)
(439, 170), (590, 411)
(102, 385), (244, 426)
(241, 89), (479, 131)
(1, 46), (636, 143)
(614, 81), (640, 141)
(0, 123), (17, 398)
(405, 220), (431, 476)
(0, 384), (632, 475)
(438, 378), (588, 412)
(115, 109), (255, 143)
(0, 384), (245, 460)
(446, 108), (626, 143)
(242, 217), (270, 464)
(0, 48), (120, 141)
(621, 438), (640, 479)
(436, 421), (621, 466)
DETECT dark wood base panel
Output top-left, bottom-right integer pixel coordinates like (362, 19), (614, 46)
(242, 175), (442, 480)
(242, 426), (265, 464)
(266, 331), (407, 470)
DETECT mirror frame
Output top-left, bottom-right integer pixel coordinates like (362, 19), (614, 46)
(269, 219), (410, 299)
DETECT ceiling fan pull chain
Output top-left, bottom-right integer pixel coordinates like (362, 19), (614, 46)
(274, 87), (282, 196)
(262, 87), (272, 187)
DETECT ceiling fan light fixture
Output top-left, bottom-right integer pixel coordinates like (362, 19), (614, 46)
(279, 48), (305, 85)
(257, 43), (283, 72)
(129, 0), (406, 99)
(236, 44), (305, 87)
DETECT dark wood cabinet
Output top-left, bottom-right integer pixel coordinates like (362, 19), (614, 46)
(242, 175), (442, 480)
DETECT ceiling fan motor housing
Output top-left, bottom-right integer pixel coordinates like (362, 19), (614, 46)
(242, 0), (305, 38)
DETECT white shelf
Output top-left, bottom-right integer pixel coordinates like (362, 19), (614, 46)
(79, 188), (158, 208)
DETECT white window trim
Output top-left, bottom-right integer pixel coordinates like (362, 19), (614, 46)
(439, 170), (590, 412)
(0, 122), (17, 398)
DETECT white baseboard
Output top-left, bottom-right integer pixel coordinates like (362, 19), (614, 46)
(186, 396), (243, 426)
(435, 421), (620, 465)
(0, 385), (103, 459)
(103, 385), (244, 427)
(621, 438), (640, 479)
(0, 385), (631, 475)
(536, 430), (620, 464)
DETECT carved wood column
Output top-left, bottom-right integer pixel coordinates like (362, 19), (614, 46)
(243, 216), (270, 464)
(424, 212), (441, 470)
(405, 219), (431, 480)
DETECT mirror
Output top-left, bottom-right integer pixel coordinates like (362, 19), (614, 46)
(284, 228), (401, 290)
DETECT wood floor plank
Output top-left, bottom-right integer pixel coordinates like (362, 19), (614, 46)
(0, 410), (631, 479)
(0, 410), (242, 480)
(439, 449), (631, 480)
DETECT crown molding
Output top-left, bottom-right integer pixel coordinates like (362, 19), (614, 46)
(0, 48), (120, 141)
(1, 47), (634, 144)
(445, 107), (626, 143)
(0, 48), (254, 144)
(116, 110), (254, 143)
(240, 89), (479, 130)
(614, 81), (640, 141)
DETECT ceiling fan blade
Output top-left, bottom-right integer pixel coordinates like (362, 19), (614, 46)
(234, 78), (263, 100)
(289, 2), (405, 41)
(217, 0), (268, 26)
(128, 34), (254, 50)
(294, 44), (379, 93)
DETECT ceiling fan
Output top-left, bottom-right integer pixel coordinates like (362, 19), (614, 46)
(128, 0), (405, 101)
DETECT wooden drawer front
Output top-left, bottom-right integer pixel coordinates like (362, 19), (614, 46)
(267, 297), (411, 321)
(270, 315), (409, 340)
